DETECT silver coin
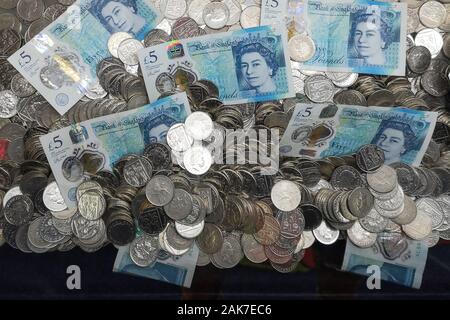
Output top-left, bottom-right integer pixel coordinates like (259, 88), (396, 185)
(130, 234), (159, 267)
(0, 0), (17, 9)
(240, 5), (260, 28)
(304, 75), (335, 103)
(196, 249), (211, 266)
(188, 0), (211, 24)
(183, 146), (212, 175)
(402, 211), (432, 240)
(3, 186), (22, 207)
(3, 195), (34, 226)
(164, 188), (193, 221)
(271, 180), (301, 212)
(0, 90), (18, 118)
(415, 28), (443, 58)
(78, 190), (106, 220)
(118, 39), (144, 66)
(51, 206), (77, 220)
(347, 220), (377, 248)
(70, 213), (104, 240)
(39, 213), (66, 243)
(15, 224), (32, 253)
(425, 230), (440, 248)
(0, 13), (22, 34)
(392, 196), (417, 225)
(241, 233), (267, 263)
(123, 156), (153, 187)
(212, 235), (243, 268)
(11, 74), (35, 98)
(76, 180), (103, 201)
(52, 216), (73, 236)
(175, 220), (205, 239)
(17, 0), (45, 22)
(185, 111), (214, 140)
(163, 0), (187, 20)
(223, 0), (241, 26)
(27, 217), (53, 249)
(435, 198), (450, 231)
(43, 181), (67, 212)
(161, 229), (191, 256)
(366, 165), (397, 194)
(203, 1), (229, 30)
(145, 175), (175, 206)
(312, 221), (339, 245)
(166, 223), (194, 250)
(359, 208), (389, 233)
(108, 32), (133, 58)
(288, 34), (316, 62)
(418, 1), (447, 28)
(416, 198), (444, 230)
(167, 123), (194, 152)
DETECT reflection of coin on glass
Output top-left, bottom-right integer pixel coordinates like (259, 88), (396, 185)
(79, 151), (105, 174)
(40, 66), (64, 89)
(62, 156), (84, 182)
(156, 73), (176, 94)
(291, 126), (312, 143)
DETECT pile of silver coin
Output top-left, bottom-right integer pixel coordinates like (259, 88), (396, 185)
(0, 0), (449, 273)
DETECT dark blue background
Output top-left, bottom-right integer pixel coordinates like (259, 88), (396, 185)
(1, 240), (449, 299)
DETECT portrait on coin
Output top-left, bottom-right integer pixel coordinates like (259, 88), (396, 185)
(233, 36), (284, 94)
(371, 119), (416, 165)
(347, 8), (400, 66)
(89, 0), (154, 39)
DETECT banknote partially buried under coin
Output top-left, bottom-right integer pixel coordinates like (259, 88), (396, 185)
(271, 180), (301, 212)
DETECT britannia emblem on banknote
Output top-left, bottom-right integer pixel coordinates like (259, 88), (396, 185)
(348, 7), (398, 66)
(233, 35), (281, 94)
(89, 0), (149, 38)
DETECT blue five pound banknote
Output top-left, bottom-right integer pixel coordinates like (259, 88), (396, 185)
(279, 104), (437, 166)
(113, 244), (199, 288)
(342, 239), (428, 289)
(40, 92), (191, 208)
(138, 25), (295, 104)
(261, 0), (407, 76)
(8, 0), (162, 115)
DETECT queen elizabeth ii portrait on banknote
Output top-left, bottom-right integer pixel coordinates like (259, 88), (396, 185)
(233, 37), (280, 94)
(371, 118), (416, 164)
(348, 8), (394, 66)
(90, 0), (150, 38)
